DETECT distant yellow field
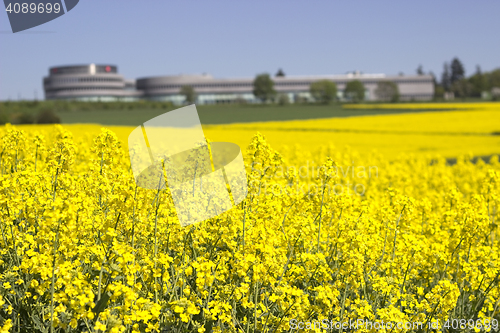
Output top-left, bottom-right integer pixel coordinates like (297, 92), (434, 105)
(229, 108), (500, 134)
(203, 108), (500, 159)
(343, 102), (500, 110)
(13, 107), (500, 159)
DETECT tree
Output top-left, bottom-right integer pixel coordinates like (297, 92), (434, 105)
(275, 69), (285, 77)
(429, 71), (437, 84)
(468, 65), (488, 97)
(253, 73), (276, 102)
(375, 81), (399, 102)
(416, 65), (424, 75)
(0, 112), (9, 125)
(434, 85), (445, 99)
(277, 94), (290, 106)
(489, 68), (500, 89)
(450, 57), (465, 84)
(451, 79), (472, 99)
(309, 80), (337, 104)
(344, 80), (365, 102)
(36, 109), (61, 124)
(441, 62), (451, 92)
(429, 71), (439, 94)
(180, 85), (196, 104)
(13, 112), (34, 124)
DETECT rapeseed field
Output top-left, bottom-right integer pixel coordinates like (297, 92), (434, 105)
(343, 103), (500, 110)
(202, 107), (500, 159)
(0, 104), (499, 332)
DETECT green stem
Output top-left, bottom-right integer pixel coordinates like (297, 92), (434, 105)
(50, 219), (62, 333)
(391, 205), (406, 261)
(317, 179), (327, 252)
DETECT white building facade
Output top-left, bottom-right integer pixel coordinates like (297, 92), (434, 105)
(44, 65), (434, 104)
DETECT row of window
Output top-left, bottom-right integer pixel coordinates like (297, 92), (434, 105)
(276, 80), (432, 86)
(50, 66), (117, 75)
(141, 79), (432, 91)
(399, 94), (434, 97)
(46, 77), (123, 85)
(44, 87), (434, 98)
(139, 83), (252, 90)
(46, 87), (125, 92)
(50, 67), (89, 75)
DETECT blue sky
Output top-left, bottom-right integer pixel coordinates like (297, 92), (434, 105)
(1, 0), (499, 101)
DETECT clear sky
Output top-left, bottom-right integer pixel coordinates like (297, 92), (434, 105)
(0, 0), (499, 101)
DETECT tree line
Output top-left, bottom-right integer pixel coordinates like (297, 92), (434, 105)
(180, 62), (500, 104)
(0, 99), (177, 125)
(181, 71), (399, 105)
(251, 71), (401, 104)
(432, 58), (500, 99)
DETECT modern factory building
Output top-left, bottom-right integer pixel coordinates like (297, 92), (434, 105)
(44, 64), (434, 104)
(43, 64), (141, 101)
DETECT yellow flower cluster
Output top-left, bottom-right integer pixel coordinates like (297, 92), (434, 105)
(0, 122), (499, 332)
